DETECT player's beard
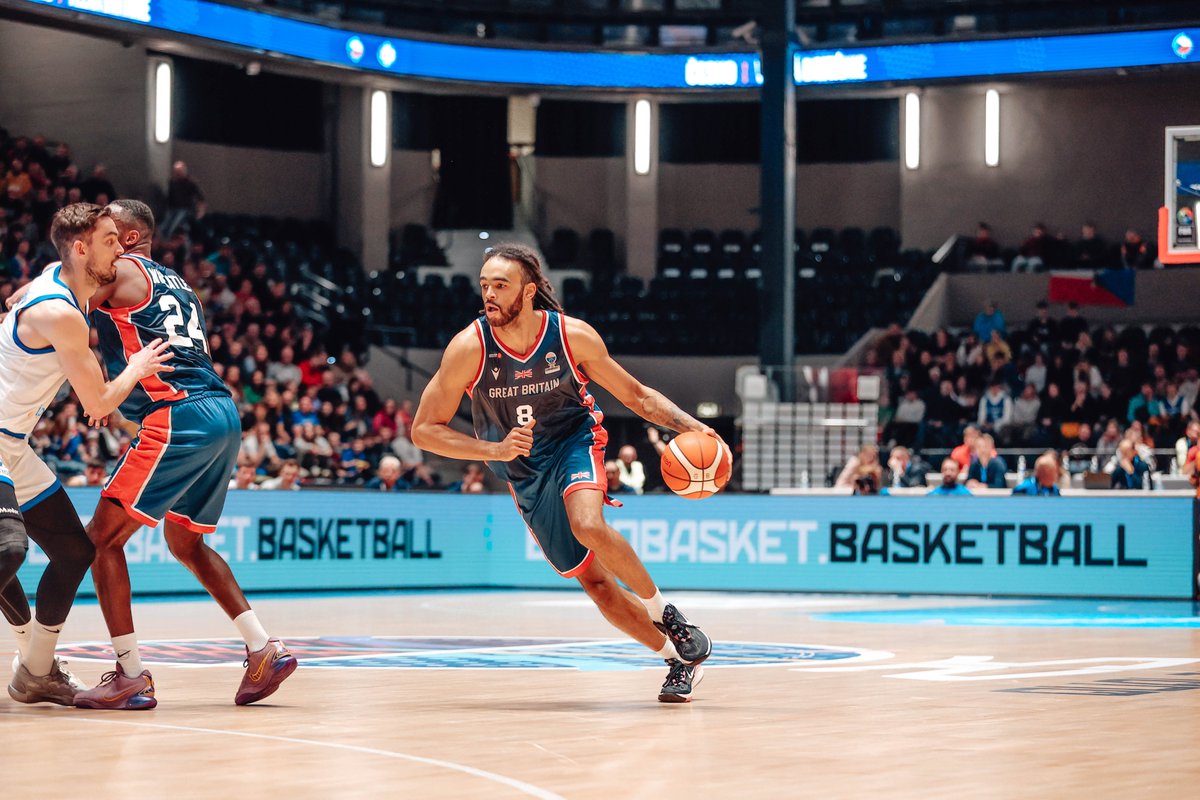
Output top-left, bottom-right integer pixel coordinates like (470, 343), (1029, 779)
(487, 295), (523, 328)
(84, 251), (118, 286)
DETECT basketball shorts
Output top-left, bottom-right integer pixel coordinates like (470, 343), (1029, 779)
(0, 429), (62, 511)
(103, 392), (241, 533)
(506, 426), (614, 578)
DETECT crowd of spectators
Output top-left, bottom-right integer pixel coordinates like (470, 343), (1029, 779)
(963, 221), (1157, 273)
(862, 297), (1200, 493)
(1, 125), (492, 493)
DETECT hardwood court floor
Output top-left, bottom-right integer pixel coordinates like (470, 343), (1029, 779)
(3, 590), (1199, 799)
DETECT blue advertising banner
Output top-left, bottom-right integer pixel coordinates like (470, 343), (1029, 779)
(6, 0), (1200, 89)
(14, 491), (1196, 599)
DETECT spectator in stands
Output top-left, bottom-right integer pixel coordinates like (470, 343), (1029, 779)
(852, 472), (880, 496)
(448, 463), (486, 494)
(291, 395), (320, 428)
(293, 421), (333, 476)
(923, 379), (964, 447)
(1007, 384), (1041, 445)
(227, 457), (259, 491)
(261, 459), (302, 490)
(1064, 381), (1098, 431)
(79, 163), (116, 204)
(1119, 228), (1152, 270)
(835, 444), (883, 490)
(965, 223), (1004, 271)
(1073, 222), (1107, 268)
(605, 461), (637, 496)
(966, 433), (1008, 489)
(972, 300), (1006, 344)
(1127, 382), (1162, 425)
(1025, 301), (1057, 354)
(984, 329), (1012, 368)
(616, 445), (646, 494)
(1058, 302), (1089, 347)
(885, 386), (925, 448)
(886, 446), (929, 489)
(268, 345), (302, 387)
(1175, 419), (1200, 472)
(977, 380), (1013, 436)
(66, 459), (108, 488)
(1024, 351), (1048, 392)
(1110, 439), (1151, 490)
(645, 427), (668, 457)
(1158, 381), (1190, 441)
(950, 425), (980, 472)
(928, 459), (972, 496)
(1011, 454), (1062, 496)
(4, 158), (32, 205)
(1094, 418), (1123, 464)
(365, 456), (409, 492)
(1011, 222), (1050, 272)
(163, 159), (206, 237)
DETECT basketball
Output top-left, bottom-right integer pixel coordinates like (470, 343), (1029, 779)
(660, 431), (731, 499)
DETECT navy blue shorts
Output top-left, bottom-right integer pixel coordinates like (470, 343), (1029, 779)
(506, 427), (613, 577)
(103, 393), (241, 532)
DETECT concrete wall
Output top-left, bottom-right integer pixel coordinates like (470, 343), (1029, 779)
(533, 155), (628, 244)
(900, 73), (1200, 250)
(173, 140), (326, 219)
(390, 149), (438, 230)
(0, 20), (151, 200)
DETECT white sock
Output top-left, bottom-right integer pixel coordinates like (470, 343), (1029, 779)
(655, 638), (680, 661)
(11, 623), (31, 663)
(113, 632), (143, 676)
(233, 610), (270, 653)
(639, 589), (668, 622)
(26, 622), (62, 677)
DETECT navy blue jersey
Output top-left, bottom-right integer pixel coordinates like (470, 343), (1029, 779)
(91, 253), (229, 423)
(468, 311), (607, 483)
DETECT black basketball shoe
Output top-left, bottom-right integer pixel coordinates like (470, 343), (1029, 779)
(658, 659), (704, 703)
(655, 604), (712, 665)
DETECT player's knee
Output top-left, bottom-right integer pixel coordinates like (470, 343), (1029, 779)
(570, 520), (610, 549)
(578, 571), (617, 604)
(0, 518), (29, 577)
(165, 529), (203, 562)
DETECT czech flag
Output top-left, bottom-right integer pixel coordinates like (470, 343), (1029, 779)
(1047, 269), (1135, 307)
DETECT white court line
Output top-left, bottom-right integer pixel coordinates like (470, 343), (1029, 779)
(65, 716), (565, 800)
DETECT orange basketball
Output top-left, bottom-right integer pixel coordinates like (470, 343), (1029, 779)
(660, 431), (731, 499)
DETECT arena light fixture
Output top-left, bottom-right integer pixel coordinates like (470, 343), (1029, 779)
(904, 92), (920, 170)
(985, 89), (1000, 167)
(154, 61), (172, 144)
(370, 89), (388, 167)
(634, 99), (651, 175)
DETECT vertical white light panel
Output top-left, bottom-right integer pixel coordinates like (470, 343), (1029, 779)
(985, 89), (1000, 167)
(634, 99), (651, 175)
(904, 92), (920, 170)
(370, 89), (388, 167)
(154, 61), (172, 144)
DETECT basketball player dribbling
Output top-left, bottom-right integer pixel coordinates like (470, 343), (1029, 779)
(412, 243), (729, 702)
(0, 203), (173, 705)
(65, 200), (297, 709)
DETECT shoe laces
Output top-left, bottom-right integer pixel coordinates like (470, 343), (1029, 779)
(664, 660), (691, 689)
(97, 670), (121, 686)
(663, 609), (694, 644)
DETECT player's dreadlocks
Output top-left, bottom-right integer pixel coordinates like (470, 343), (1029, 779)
(483, 243), (563, 313)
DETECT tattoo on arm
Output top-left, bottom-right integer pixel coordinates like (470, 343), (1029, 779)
(639, 391), (693, 431)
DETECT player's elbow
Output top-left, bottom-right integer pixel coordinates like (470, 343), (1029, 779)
(410, 422), (434, 451)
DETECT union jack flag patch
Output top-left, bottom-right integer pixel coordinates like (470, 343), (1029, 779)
(514, 369), (533, 379)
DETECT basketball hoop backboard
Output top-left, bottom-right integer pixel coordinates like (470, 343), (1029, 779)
(1162, 125), (1200, 261)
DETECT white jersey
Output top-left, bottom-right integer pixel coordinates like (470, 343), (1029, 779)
(0, 263), (86, 439)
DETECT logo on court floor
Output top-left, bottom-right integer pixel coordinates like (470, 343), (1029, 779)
(56, 637), (887, 671)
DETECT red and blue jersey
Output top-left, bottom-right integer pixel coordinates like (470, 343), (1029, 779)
(468, 310), (607, 485)
(91, 253), (229, 424)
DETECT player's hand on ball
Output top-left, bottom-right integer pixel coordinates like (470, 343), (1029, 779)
(700, 427), (733, 472)
(495, 420), (535, 461)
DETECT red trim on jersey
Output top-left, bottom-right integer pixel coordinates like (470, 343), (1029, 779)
(102, 405), (172, 526)
(490, 310), (548, 363)
(558, 314), (587, 384)
(165, 510), (217, 534)
(104, 309), (187, 403)
(467, 319), (486, 396)
(95, 255), (154, 314)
